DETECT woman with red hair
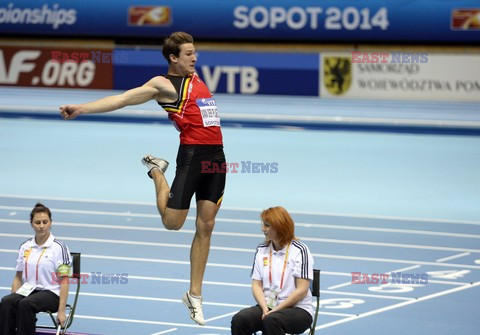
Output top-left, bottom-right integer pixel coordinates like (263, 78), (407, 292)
(231, 206), (314, 335)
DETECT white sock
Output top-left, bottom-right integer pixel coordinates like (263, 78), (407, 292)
(189, 291), (201, 299)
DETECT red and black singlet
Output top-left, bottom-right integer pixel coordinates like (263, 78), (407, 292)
(158, 73), (223, 145)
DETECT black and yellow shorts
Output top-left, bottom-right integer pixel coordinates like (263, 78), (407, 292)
(167, 144), (226, 210)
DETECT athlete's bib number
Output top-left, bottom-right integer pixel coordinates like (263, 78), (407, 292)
(197, 98), (220, 127)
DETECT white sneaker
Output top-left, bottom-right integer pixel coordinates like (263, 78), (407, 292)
(182, 291), (205, 326)
(141, 154), (169, 178)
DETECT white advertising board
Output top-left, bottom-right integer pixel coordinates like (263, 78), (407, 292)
(320, 52), (480, 102)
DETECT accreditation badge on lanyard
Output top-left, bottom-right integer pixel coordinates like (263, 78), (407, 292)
(16, 247), (47, 296)
(266, 243), (290, 309)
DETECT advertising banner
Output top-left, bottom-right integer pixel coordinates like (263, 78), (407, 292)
(0, 1), (479, 43)
(113, 48), (167, 90)
(0, 46), (113, 89)
(320, 52), (480, 102)
(114, 49), (319, 96)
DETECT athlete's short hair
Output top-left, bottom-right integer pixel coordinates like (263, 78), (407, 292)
(261, 206), (296, 247)
(30, 202), (52, 223)
(162, 31), (194, 64)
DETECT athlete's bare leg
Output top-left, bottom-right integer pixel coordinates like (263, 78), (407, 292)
(189, 199), (219, 296)
(150, 169), (188, 230)
(151, 168), (219, 295)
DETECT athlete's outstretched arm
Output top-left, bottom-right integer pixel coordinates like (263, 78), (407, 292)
(59, 76), (176, 120)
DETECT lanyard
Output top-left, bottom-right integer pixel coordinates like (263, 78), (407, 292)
(269, 242), (290, 290)
(25, 247), (47, 283)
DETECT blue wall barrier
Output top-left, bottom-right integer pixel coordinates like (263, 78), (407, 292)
(113, 49), (320, 96)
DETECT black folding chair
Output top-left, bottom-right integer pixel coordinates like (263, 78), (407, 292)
(309, 269), (321, 335)
(37, 252), (81, 335)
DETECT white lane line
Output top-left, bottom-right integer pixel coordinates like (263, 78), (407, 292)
(205, 311), (238, 323)
(0, 233), (255, 253)
(0, 194), (155, 206)
(2, 194), (479, 225)
(73, 314), (230, 330)
(3, 216), (480, 240)
(0, 267), (15, 270)
(320, 290), (412, 301)
(436, 252), (471, 263)
(313, 253), (480, 269)
(0, 206), (172, 219)
(315, 281), (480, 330)
(208, 309), (357, 320)
(0, 287), (247, 308)
(0, 286), (356, 317)
(0, 266), (469, 287)
(149, 329), (177, 335)
(1, 246), (480, 272)
(295, 223), (480, 239)
(314, 311), (356, 317)
(126, 275), (251, 288)
(0, 286), (408, 304)
(2, 225), (480, 254)
(328, 282), (352, 290)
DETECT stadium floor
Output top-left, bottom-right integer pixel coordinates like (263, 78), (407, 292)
(0, 88), (479, 334)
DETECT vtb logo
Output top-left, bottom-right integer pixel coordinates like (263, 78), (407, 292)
(323, 56), (352, 95)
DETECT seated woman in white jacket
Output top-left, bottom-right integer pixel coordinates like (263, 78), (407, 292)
(231, 206), (314, 335)
(0, 203), (72, 335)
